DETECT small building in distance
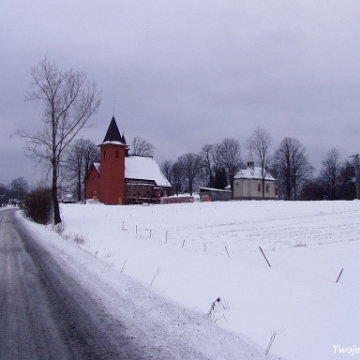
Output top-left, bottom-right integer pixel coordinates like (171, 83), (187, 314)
(233, 152), (277, 200)
(160, 195), (194, 205)
(85, 117), (171, 204)
(199, 187), (232, 202)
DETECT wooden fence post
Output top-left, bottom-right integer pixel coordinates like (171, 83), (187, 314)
(259, 246), (271, 267)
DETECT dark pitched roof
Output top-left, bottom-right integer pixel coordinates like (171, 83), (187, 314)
(103, 117), (126, 144)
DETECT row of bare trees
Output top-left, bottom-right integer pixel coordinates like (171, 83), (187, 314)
(272, 143), (356, 200)
(0, 177), (29, 206)
(302, 149), (356, 201)
(161, 138), (243, 196)
(161, 129), (357, 201)
(160, 128), (283, 196)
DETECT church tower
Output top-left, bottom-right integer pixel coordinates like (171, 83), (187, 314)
(247, 150), (254, 170)
(99, 117), (128, 204)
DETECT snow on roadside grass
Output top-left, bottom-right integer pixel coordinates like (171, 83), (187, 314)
(19, 209), (280, 360)
(31, 200), (360, 359)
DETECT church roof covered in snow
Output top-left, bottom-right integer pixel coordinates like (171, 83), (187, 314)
(90, 156), (171, 187)
(234, 166), (275, 181)
(125, 156), (171, 187)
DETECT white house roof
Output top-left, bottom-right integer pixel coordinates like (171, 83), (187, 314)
(125, 156), (171, 187)
(234, 166), (275, 181)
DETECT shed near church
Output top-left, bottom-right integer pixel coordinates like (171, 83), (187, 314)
(85, 117), (171, 204)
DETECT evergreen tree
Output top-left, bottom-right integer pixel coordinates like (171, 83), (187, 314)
(213, 168), (228, 189)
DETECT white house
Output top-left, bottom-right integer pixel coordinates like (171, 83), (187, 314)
(233, 152), (277, 200)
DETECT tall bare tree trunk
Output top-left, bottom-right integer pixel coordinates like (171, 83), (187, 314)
(52, 162), (61, 224)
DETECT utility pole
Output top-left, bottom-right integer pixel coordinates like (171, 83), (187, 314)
(350, 154), (360, 200)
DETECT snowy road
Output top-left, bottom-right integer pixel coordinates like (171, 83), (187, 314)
(1, 209), (276, 360)
(0, 209), (166, 359)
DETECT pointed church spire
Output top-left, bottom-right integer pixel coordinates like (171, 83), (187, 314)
(103, 117), (126, 144)
(121, 133), (127, 144)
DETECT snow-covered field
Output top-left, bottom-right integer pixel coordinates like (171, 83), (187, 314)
(23, 200), (360, 359)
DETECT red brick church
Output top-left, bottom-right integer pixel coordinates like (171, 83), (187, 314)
(85, 117), (171, 204)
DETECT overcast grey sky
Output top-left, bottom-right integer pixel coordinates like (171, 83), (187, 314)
(1, 0), (360, 186)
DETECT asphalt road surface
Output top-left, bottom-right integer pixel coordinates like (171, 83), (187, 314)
(0, 209), (163, 360)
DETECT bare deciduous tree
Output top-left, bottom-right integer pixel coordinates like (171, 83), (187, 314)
(10, 177), (29, 201)
(321, 148), (341, 200)
(274, 137), (313, 200)
(200, 144), (222, 187)
(171, 161), (185, 196)
(247, 127), (272, 198)
(65, 139), (99, 201)
(161, 160), (173, 185)
(177, 153), (202, 195)
(218, 138), (242, 192)
(16, 57), (101, 224)
(131, 136), (155, 157)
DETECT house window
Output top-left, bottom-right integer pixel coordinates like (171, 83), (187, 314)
(116, 150), (119, 159)
(104, 151), (107, 160)
(93, 176), (97, 181)
(258, 184), (261, 192)
(266, 184), (269, 193)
